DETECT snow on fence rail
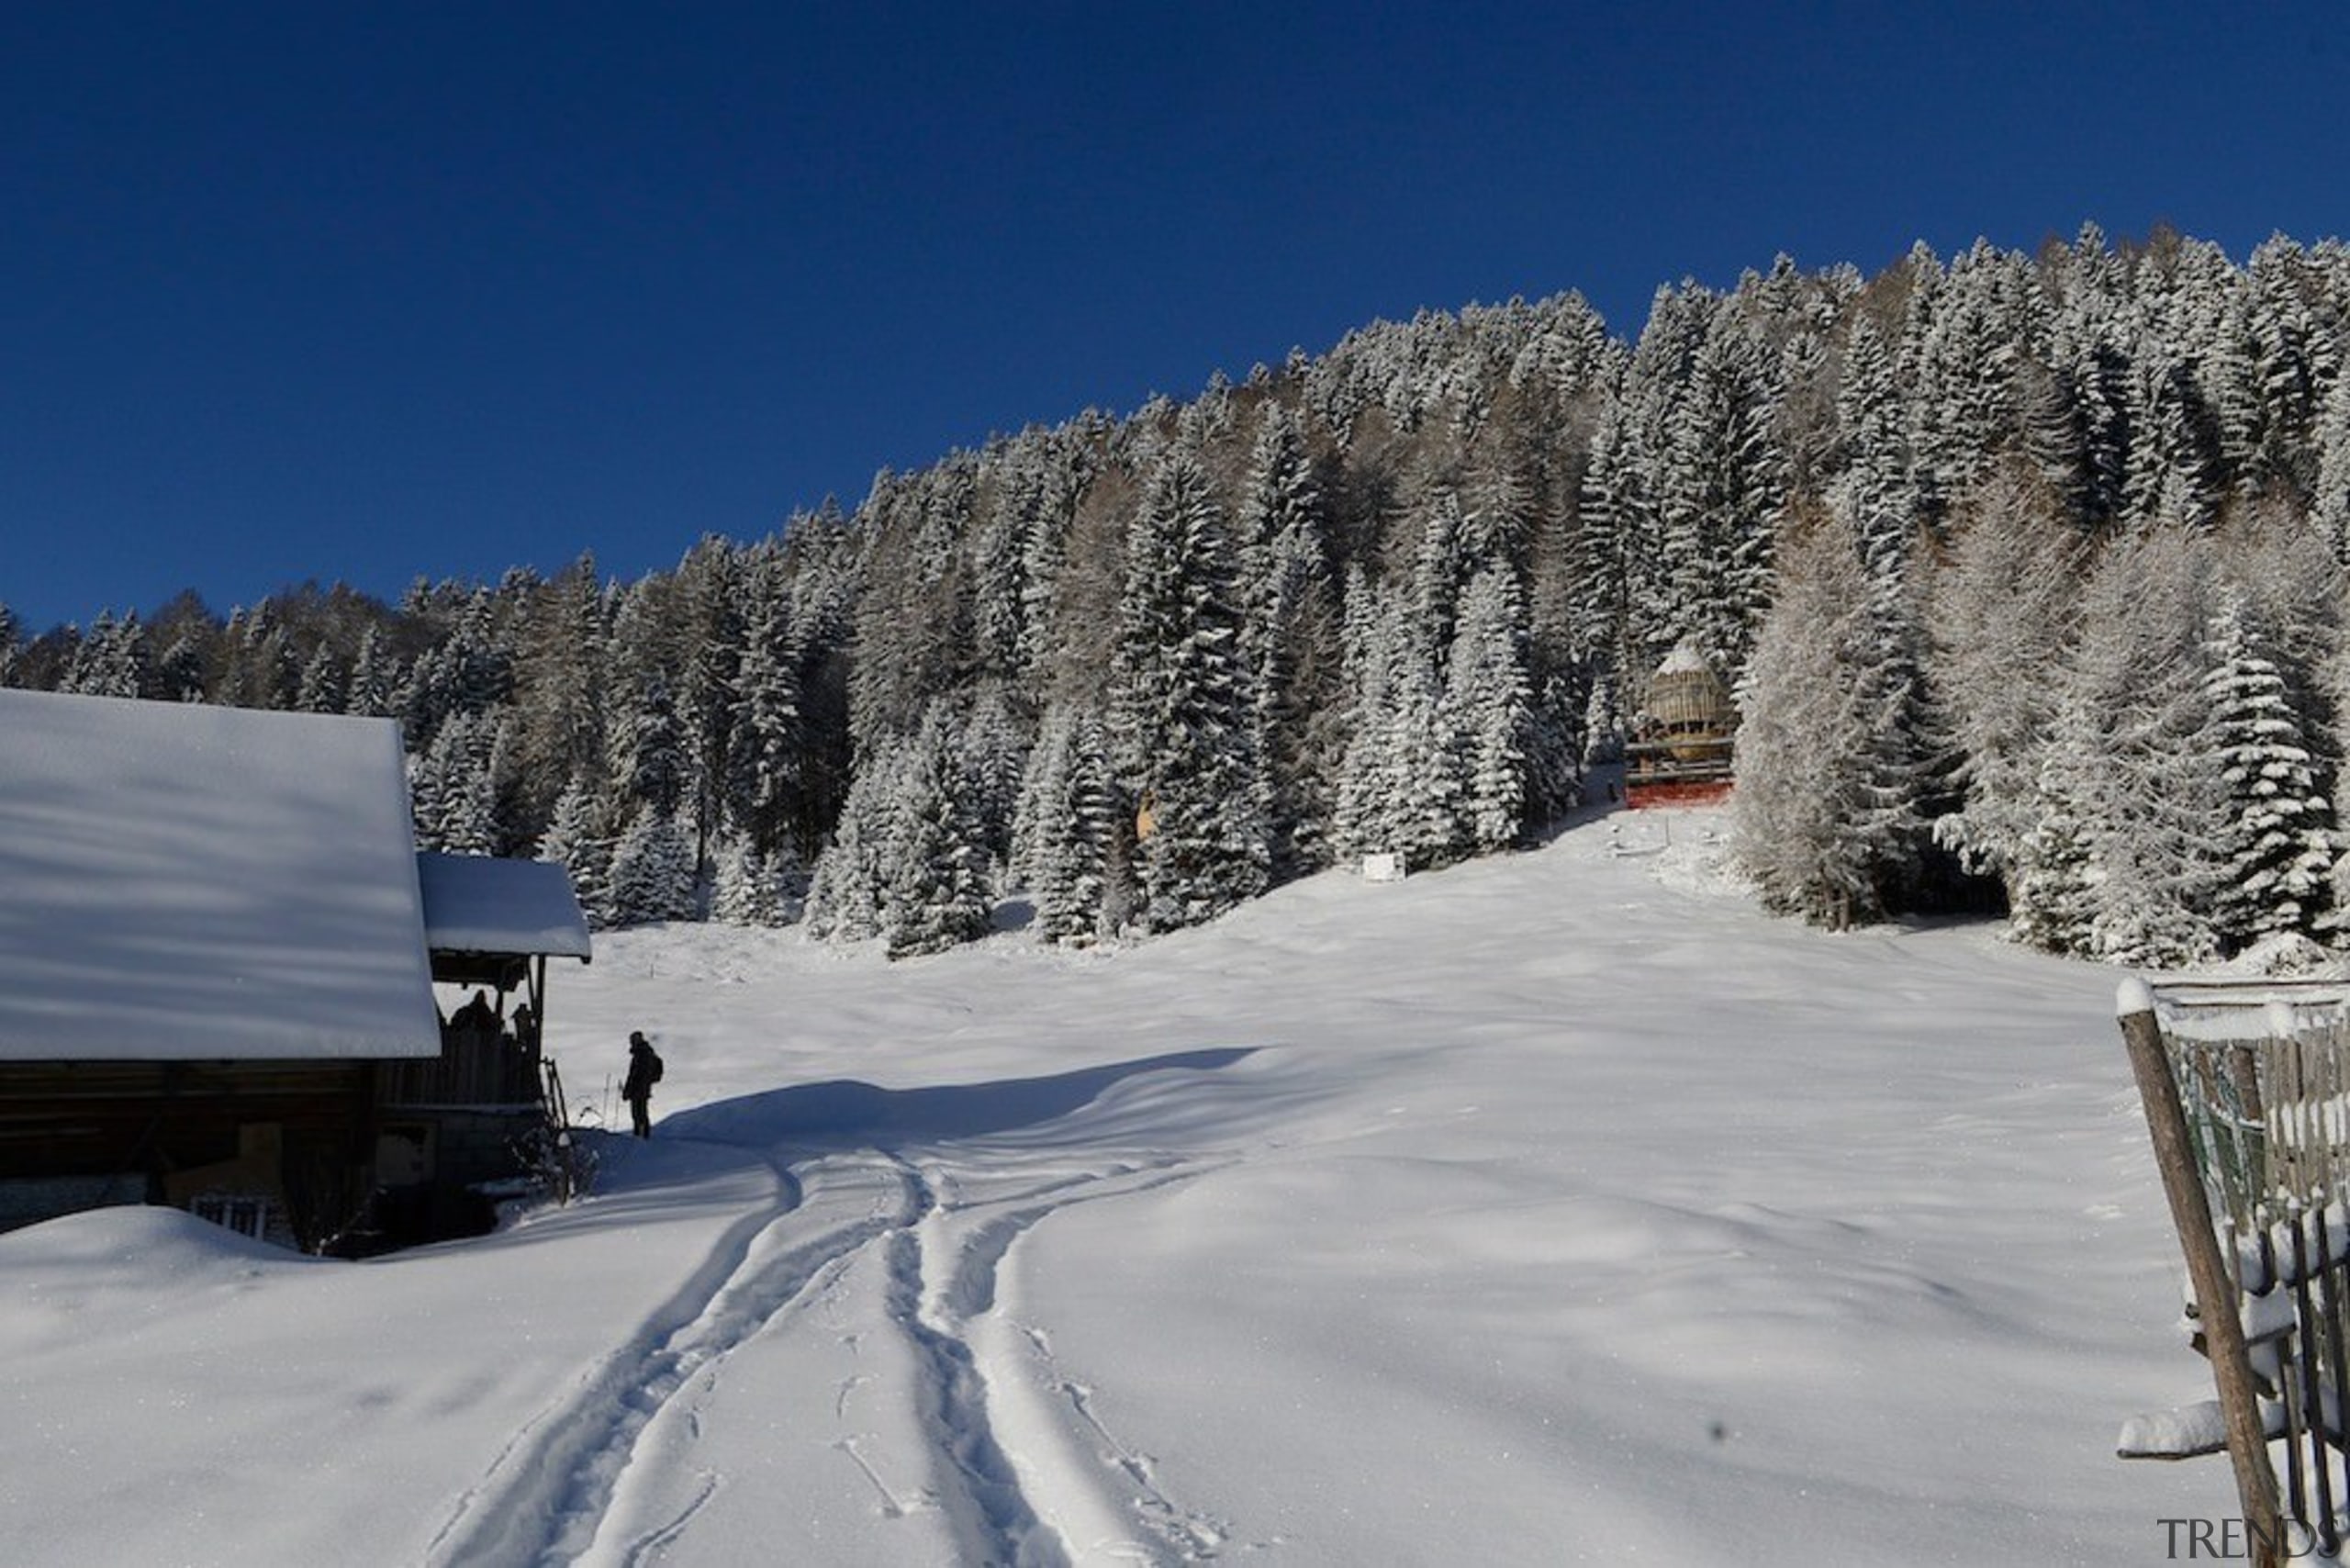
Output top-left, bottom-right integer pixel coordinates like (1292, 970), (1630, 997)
(2116, 977), (2350, 1566)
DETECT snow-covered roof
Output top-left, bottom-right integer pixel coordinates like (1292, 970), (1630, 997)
(1657, 639), (1714, 677)
(0, 689), (442, 1062)
(416, 852), (592, 961)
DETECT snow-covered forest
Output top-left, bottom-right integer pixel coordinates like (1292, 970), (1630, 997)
(10, 224), (2350, 966)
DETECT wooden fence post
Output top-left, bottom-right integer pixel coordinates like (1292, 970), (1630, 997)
(2119, 999), (2286, 1567)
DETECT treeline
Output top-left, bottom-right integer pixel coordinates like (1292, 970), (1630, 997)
(7, 225), (2350, 965)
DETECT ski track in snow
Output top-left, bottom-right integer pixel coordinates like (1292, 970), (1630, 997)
(423, 1148), (916, 1568)
(890, 1152), (1239, 1566)
(429, 1136), (1236, 1568)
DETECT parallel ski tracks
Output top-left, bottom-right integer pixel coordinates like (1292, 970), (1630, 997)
(429, 1140), (1234, 1567)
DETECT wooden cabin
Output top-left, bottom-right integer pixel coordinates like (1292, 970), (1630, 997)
(1623, 641), (1737, 808)
(0, 689), (588, 1252)
(369, 853), (593, 1245)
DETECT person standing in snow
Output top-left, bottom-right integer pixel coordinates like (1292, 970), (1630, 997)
(622, 1030), (663, 1138)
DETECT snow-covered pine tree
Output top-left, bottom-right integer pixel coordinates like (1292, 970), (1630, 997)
(610, 674), (690, 821)
(1013, 703), (1120, 946)
(1831, 314), (1910, 547)
(956, 686), (1030, 880)
(1447, 564), (1535, 853)
(293, 642), (347, 714)
(1237, 401), (1342, 874)
(513, 553), (610, 838)
(411, 708), (502, 856)
(711, 833), (798, 927)
(607, 803), (699, 927)
(2202, 588), (2336, 949)
(345, 622), (397, 718)
(2314, 369), (2350, 566)
(539, 773), (619, 930)
(723, 550), (805, 859)
(1111, 449), (1269, 932)
(802, 738), (912, 944)
(1657, 314), (1785, 680)
(64, 610), (147, 699)
(882, 707), (993, 959)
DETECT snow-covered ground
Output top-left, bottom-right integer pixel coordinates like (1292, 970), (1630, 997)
(0, 806), (2232, 1564)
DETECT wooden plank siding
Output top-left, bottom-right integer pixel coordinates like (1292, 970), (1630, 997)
(378, 1025), (543, 1111)
(0, 1059), (377, 1249)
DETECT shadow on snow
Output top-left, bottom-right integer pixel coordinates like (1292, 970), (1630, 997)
(657, 1047), (1259, 1155)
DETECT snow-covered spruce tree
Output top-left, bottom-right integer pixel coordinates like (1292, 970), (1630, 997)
(607, 803), (699, 927)
(346, 622), (397, 718)
(1013, 703), (1120, 946)
(293, 642), (346, 714)
(722, 549), (804, 860)
(410, 707), (503, 856)
(609, 672), (690, 823)
(1730, 504), (1925, 929)
(63, 610), (149, 699)
(956, 685), (1030, 879)
(1656, 312), (1786, 681)
(711, 834), (798, 927)
(1237, 401), (1344, 874)
(1332, 573), (1463, 869)
(675, 535), (746, 873)
(802, 738), (912, 944)
(539, 773), (618, 930)
(512, 553), (610, 835)
(1447, 564), (1535, 854)
(2315, 368), (2350, 566)
(2202, 588), (2335, 949)
(1110, 449), (1269, 933)
(882, 707), (993, 959)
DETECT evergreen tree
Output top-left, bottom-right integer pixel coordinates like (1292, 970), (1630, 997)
(1111, 450), (1269, 931)
(1013, 704), (1120, 946)
(1447, 565), (1535, 853)
(346, 623), (397, 718)
(723, 551), (805, 857)
(610, 676), (690, 820)
(883, 708), (993, 958)
(64, 610), (147, 699)
(2315, 370), (2350, 565)
(608, 805), (699, 926)
(410, 708), (503, 856)
(2203, 590), (2335, 948)
(539, 774), (619, 929)
(294, 643), (347, 714)
(803, 740), (912, 944)
(711, 834), (798, 927)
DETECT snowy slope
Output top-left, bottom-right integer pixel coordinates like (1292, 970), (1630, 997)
(0, 807), (2227, 1565)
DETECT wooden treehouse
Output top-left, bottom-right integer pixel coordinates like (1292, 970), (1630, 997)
(0, 689), (589, 1255)
(1624, 641), (1736, 809)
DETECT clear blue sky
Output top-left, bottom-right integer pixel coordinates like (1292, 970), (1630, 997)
(4, 2), (2342, 633)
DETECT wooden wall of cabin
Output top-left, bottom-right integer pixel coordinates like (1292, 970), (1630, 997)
(0, 1059), (377, 1249)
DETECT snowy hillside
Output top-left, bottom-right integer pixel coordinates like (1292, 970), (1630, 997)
(0, 806), (2226, 1564)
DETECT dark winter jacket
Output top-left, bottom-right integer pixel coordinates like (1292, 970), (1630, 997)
(623, 1041), (661, 1102)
